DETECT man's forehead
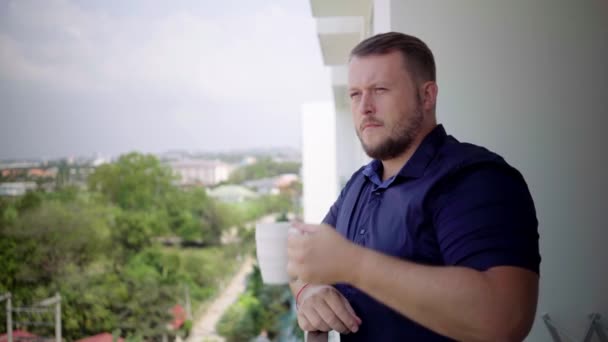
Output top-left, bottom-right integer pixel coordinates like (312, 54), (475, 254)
(349, 51), (404, 68)
(348, 52), (407, 85)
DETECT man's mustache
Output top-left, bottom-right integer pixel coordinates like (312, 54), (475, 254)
(360, 118), (384, 131)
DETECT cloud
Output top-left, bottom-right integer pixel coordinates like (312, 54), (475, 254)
(0, 0), (331, 103)
(0, 0), (332, 158)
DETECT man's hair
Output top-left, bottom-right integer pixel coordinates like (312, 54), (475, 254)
(350, 32), (436, 83)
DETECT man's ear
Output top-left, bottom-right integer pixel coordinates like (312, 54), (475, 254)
(419, 81), (438, 112)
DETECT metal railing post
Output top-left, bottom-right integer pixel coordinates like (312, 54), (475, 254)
(583, 313), (607, 342)
(1, 293), (12, 342)
(306, 331), (329, 342)
(55, 293), (61, 342)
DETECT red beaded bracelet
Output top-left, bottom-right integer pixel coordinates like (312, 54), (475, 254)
(295, 283), (310, 309)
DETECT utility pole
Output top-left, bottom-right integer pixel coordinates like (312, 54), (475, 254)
(38, 293), (61, 342)
(0, 293), (12, 342)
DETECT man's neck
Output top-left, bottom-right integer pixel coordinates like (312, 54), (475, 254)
(380, 124), (436, 181)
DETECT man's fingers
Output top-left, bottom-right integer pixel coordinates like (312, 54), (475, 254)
(314, 301), (350, 334)
(340, 295), (362, 325)
(324, 290), (360, 332)
(300, 304), (331, 332)
(308, 308), (332, 332)
(297, 311), (313, 331)
(298, 285), (361, 334)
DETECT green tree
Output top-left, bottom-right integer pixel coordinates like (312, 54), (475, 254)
(165, 188), (227, 246)
(216, 293), (263, 342)
(15, 190), (44, 212)
(3, 200), (112, 284)
(88, 153), (176, 211)
(111, 210), (160, 259)
(217, 266), (293, 341)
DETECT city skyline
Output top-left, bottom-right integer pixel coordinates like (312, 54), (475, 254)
(0, 145), (302, 163)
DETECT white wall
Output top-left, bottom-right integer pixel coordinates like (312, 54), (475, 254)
(335, 109), (366, 188)
(372, 0), (391, 34)
(301, 102), (339, 224)
(389, 1), (608, 340)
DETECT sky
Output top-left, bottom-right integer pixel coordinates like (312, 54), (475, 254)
(0, 0), (333, 160)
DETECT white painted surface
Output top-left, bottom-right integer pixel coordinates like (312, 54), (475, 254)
(389, 1), (608, 340)
(301, 102), (338, 224)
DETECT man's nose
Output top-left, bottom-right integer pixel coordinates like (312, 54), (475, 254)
(358, 92), (375, 116)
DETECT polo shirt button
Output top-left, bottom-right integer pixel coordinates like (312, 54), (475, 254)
(359, 229), (365, 235)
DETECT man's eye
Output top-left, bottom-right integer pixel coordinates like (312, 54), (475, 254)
(349, 92), (360, 99)
(375, 87), (387, 93)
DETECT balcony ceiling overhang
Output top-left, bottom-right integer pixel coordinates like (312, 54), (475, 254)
(309, 0), (373, 112)
(310, 0), (372, 66)
(310, 0), (371, 18)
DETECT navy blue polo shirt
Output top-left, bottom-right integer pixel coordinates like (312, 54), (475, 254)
(322, 124), (540, 341)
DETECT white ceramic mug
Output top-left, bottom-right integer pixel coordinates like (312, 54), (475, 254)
(255, 221), (295, 284)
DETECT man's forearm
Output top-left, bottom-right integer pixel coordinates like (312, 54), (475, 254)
(346, 245), (537, 342)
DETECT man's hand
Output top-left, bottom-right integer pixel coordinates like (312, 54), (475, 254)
(287, 222), (359, 285)
(296, 284), (361, 334)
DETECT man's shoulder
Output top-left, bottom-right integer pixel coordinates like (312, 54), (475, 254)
(434, 137), (517, 174)
(430, 138), (531, 193)
(439, 137), (505, 165)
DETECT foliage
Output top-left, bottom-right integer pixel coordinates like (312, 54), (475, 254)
(162, 188), (232, 246)
(87, 153), (176, 211)
(216, 266), (293, 342)
(216, 292), (263, 342)
(228, 158), (300, 184)
(111, 210), (163, 261)
(2, 199), (112, 284)
(226, 194), (293, 225)
(0, 152), (267, 341)
(88, 153), (229, 245)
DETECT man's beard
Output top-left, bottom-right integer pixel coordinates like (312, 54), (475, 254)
(357, 103), (424, 161)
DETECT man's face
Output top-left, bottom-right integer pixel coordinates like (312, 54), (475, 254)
(348, 51), (424, 160)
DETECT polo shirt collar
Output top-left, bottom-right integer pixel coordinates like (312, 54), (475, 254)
(397, 124), (447, 179)
(362, 124), (448, 182)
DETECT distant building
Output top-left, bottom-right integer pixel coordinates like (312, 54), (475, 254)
(169, 159), (234, 186)
(207, 184), (259, 203)
(243, 174), (300, 195)
(1, 167), (58, 180)
(1, 168), (26, 178)
(27, 168), (56, 178)
(0, 182), (37, 196)
(242, 156), (258, 166)
(276, 173), (299, 188)
(92, 157), (108, 167)
(243, 177), (280, 195)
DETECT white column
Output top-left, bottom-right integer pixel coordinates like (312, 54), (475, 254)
(301, 102), (338, 224)
(373, 0), (391, 34)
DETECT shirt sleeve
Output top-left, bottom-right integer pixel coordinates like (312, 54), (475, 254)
(431, 164), (541, 274)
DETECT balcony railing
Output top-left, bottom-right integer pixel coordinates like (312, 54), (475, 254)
(306, 331), (341, 342)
